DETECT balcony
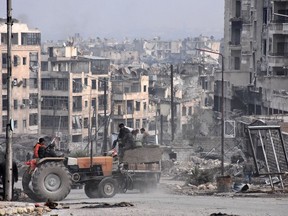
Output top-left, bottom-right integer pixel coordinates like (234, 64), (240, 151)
(229, 17), (243, 23)
(71, 128), (82, 134)
(112, 94), (125, 101)
(268, 53), (288, 67)
(269, 23), (288, 34)
(228, 41), (241, 50)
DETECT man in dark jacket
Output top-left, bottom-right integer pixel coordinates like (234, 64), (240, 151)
(0, 157), (18, 199)
(118, 123), (131, 142)
(116, 123), (132, 162)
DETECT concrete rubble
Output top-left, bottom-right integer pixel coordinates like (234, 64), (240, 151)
(0, 192), (62, 216)
(160, 154), (288, 197)
(0, 202), (52, 216)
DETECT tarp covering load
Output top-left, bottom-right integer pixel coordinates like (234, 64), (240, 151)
(123, 146), (163, 164)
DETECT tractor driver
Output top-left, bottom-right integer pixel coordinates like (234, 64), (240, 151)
(33, 138), (46, 159)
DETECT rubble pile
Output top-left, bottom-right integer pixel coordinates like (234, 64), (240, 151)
(161, 156), (223, 195)
(162, 156), (222, 181)
(160, 179), (217, 196)
(0, 202), (52, 216)
(0, 190), (62, 216)
(161, 154), (288, 197)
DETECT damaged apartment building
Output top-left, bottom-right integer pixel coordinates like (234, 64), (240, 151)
(148, 63), (206, 143)
(41, 44), (110, 152)
(110, 67), (153, 135)
(0, 19), (41, 137)
(223, 0), (288, 117)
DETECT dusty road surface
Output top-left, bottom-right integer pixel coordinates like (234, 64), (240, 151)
(43, 180), (288, 216)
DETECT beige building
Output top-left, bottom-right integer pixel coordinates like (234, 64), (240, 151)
(41, 45), (110, 152)
(110, 74), (150, 134)
(0, 19), (41, 135)
(223, 0), (288, 116)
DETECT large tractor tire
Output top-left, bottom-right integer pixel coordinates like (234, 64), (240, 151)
(98, 177), (118, 198)
(31, 161), (71, 201)
(22, 169), (45, 202)
(84, 181), (102, 198)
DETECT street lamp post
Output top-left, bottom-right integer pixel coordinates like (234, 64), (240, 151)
(86, 75), (109, 155)
(5, 0), (14, 201)
(102, 78), (108, 154)
(170, 64), (174, 141)
(196, 48), (225, 176)
(87, 83), (93, 168)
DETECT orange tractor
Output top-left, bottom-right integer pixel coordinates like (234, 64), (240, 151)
(22, 146), (162, 202)
(23, 156), (118, 202)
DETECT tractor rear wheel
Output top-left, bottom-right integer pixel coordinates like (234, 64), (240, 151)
(84, 181), (102, 198)
(32, 161), (71, 201)
(98, 177), (117, 198)
(22, 169), (45, 202)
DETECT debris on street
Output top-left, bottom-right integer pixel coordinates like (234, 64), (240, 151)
(232, 183), (249, 193)
(81, 202), (134, 208)
(210, 213), (239, 216)
(44, 199), (59, 209)
(160, 150), (288, 197)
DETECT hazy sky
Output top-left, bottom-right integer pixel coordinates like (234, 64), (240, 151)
(0, 0), (224, 41)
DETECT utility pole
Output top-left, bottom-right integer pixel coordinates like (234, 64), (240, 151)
(160, 114), (163, 145)
(195, 48), (225, 176)
(221, 54), (224, 176)
(5, 0), (13, 201)
(170, 64), (174, 141)
(88, 84), (93, 168)
(94, 99), (98, 155)
(102, 78), (108, 154)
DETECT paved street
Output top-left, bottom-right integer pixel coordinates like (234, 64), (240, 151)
(13, 178), (288, 216)
(45, 184), (288, 216)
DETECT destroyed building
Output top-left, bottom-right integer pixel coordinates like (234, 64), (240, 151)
(148, 63), (209, 144)
(110, 66), (153, 135)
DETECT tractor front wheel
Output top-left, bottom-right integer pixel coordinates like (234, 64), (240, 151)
(22, 169), (45, 202)
(32, 161), (71, 201)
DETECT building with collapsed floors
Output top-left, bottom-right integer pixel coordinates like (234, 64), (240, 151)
(110, 67), (152, 135)
(148, 63), (205, 144)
